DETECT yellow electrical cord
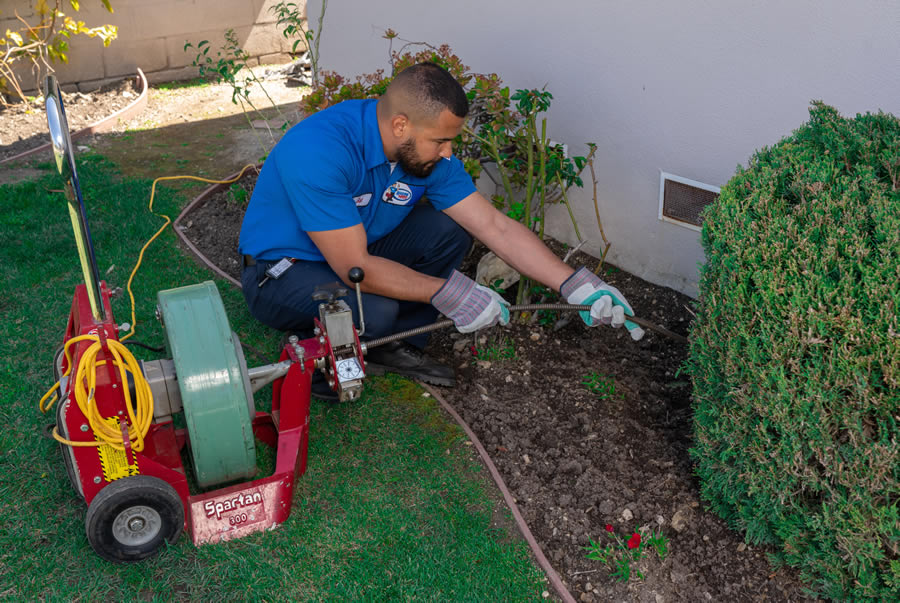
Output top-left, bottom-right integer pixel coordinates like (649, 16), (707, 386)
(40, 164), (259, 450)
(40, 334), (152, 451)
(119, 164), (259, 342)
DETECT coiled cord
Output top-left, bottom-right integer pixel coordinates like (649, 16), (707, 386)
(39, 334), (153, 452)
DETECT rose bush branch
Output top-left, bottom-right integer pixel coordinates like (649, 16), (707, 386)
(587, 150), (612, 273)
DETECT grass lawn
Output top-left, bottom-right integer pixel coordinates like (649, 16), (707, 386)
(0, 155), (547, 600)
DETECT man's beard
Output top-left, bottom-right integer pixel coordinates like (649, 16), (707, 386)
(396, 138), (438, 178)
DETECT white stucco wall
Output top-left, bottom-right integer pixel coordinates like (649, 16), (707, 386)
(308, 0), (900, 296)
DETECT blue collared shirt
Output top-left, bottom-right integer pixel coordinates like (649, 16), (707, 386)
(239, 99), (476, 261)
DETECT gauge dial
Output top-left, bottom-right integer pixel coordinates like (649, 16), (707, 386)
(335, 357), (363, 382)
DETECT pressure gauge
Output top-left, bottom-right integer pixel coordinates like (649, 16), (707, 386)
(335, 357), (363, 383)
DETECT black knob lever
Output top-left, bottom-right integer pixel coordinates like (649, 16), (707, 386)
(349, 267), (365, 336)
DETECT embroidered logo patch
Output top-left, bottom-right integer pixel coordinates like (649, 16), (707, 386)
(382, 182), (423, 205)
(353, 193), (372, 207)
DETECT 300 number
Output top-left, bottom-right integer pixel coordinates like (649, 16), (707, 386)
(229, 513), (248, 525)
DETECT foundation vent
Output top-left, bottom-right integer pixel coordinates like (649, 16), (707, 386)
(658, 172), (720, 231)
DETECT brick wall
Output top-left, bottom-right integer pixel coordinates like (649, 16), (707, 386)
(0, 0), (305, 93)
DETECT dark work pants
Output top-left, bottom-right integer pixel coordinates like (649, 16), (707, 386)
(241, 204), (472, 349)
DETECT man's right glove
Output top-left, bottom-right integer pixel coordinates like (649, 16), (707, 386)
(560, 266), (645, 341)
(432, 269), (510, 334)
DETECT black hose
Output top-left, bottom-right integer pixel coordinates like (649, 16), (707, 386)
(363, 303), (688, 349)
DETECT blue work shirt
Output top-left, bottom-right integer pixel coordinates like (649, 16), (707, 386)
(238, 99), (476, 262)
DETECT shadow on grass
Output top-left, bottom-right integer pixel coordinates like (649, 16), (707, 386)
(2, 99), (299, 187)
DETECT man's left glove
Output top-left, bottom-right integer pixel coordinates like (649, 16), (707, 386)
(432, 270), (510, 334)
(560, 266), (645, 341)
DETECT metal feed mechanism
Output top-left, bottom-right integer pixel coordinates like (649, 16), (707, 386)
(42, 75), (366, 562)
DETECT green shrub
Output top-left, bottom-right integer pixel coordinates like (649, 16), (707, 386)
(688, 102), (900, 600)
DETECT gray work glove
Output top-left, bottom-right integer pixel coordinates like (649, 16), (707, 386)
(432, 270), (510, 334)
(561, 267), (645, 341)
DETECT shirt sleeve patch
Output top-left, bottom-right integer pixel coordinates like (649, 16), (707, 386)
(354, 193), (373, 207)
(382, 181), (424, 205)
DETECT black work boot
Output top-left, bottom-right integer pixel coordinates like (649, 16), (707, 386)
(364, 341), (455, 387)
(310, 372), (339, 402)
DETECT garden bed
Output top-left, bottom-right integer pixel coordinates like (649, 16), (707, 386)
(0, 76), (142, 163)
(179, 174), (818, 602)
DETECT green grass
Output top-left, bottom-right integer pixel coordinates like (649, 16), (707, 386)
(0, 155), (547, 600)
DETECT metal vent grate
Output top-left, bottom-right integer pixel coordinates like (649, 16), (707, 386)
(658, 173), (720, 230)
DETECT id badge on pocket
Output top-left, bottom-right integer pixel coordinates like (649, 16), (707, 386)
(265, 258), (295, 280)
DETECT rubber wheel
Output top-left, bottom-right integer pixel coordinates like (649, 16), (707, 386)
(52, 344), (66, 394)
(85, 475), (184, 562)
(53, 344), (82, 497)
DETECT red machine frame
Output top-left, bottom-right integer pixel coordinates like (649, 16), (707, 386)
(59, 281), (323, 546)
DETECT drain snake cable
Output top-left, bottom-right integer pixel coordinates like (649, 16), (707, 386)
(39, 165), (260, 450)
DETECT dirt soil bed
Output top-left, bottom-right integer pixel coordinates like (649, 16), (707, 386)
(0, 77), (139, 162)
(181, 175), (818, 603)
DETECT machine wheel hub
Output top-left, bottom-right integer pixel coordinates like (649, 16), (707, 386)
(112, 505), (161, 546)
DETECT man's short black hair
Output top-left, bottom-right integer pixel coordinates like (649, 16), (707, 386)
(390, 62), (469, 120)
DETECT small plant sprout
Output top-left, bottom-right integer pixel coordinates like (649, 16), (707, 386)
(228, 183), (249, 204)
(471, 336), (516, 363)
(581, 372), (617, 400)
(585, 524), (668, 582)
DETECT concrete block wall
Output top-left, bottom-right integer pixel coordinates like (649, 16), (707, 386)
(0, 0), (306, 93)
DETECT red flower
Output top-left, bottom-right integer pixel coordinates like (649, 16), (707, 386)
(469, 345), (479, 357)
(627, 533), (641, 549)
(605, 524), (614, 533)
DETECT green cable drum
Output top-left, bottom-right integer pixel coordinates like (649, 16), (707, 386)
(157, 281), (256, 488)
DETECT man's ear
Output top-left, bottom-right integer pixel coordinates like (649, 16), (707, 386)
(391, 113), (410, 138)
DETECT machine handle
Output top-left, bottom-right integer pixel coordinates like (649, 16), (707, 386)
(349, 267), (365, 336)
